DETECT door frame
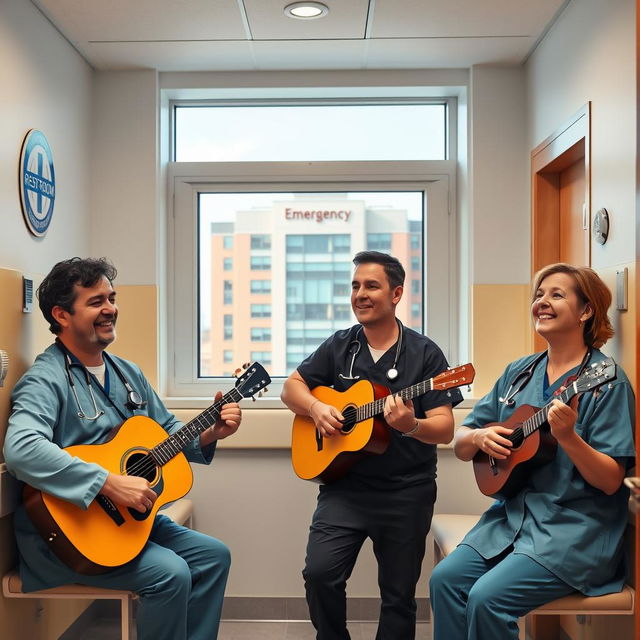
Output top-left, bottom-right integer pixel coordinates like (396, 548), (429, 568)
(531, 103), (591, 274)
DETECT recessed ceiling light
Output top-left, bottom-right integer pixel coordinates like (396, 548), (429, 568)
(284, 2), (329, 20)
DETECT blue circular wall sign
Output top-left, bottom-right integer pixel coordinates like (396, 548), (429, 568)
(19, 129), (56, 237)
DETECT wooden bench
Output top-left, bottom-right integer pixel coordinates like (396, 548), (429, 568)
(431, 513), (635, 640)
(2, 498), (194, 640)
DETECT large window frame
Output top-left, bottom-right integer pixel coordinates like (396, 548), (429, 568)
(167, 161), (457, 404)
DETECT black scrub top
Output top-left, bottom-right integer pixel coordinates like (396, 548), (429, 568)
(297, 324), (463, 491)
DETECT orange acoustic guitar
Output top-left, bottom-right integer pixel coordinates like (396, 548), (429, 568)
(291, 364), (475, 484)
(473, 357), (616, 500)
(24, 362), (271, 575)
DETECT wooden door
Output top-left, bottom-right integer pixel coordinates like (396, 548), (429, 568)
(531, 105), (590, 351)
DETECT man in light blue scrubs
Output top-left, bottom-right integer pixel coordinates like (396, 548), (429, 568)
(4, 257), (242, 640)
(429, 263), (635, 640)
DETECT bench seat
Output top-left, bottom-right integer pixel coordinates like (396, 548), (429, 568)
(2, 498), (194, 640)
(431, 513), (635, 638)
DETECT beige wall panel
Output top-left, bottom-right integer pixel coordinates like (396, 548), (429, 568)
(171, 407), (471, 449)
(471, 284), (532, 398)
(108, 285), (159, 389)
(0, 268), (89, 638)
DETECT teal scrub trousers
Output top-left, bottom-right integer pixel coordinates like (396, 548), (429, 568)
(429, 544), (574, 640)
(64, 515), (230, 640)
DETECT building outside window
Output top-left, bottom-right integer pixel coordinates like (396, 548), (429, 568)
(223, 314), (232, 340)
(250, 256), (271, 270)
(223, 257), (232, 271)
(223, 280), (232, 304)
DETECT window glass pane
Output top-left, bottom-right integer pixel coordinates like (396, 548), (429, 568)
(198, 191), (423, 377)
(176, 104), (446, 162)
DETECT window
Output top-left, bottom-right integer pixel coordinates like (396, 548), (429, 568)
(251, 304), (272, 318)
(175, 103), (447, 162)
(250, 351), (272, 365)
(251, 234), (271, 250)
(251, 328), (272, 342)
(223, 280), (232, 304)
(223, 350), (233, 363)
(223, 315), (232, 340)
(367, 233), (392, 252)
(170, 99), (457, 396)
(250, 256), (271, 270)
(250, 280), (271, 294)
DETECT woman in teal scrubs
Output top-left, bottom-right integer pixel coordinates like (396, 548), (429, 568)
(429, 263), (635, 640)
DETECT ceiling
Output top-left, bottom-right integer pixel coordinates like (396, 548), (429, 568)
(32, 0), (570, 72)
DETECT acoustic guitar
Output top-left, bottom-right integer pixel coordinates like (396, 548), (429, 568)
(24, 362), (271, 575)
(291, 364), (475, 484)
(473, 357), (616, 500)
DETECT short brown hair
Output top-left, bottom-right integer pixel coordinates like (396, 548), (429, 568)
(532, 263), (614, 349)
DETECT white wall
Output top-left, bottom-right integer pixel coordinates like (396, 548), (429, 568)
(526, 0), (636, 270)
(470, 65), (529, 285)
(0, 0), (93, 274)
(91, 70), (160, 285)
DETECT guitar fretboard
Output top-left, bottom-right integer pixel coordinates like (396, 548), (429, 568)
(520, 384), (577, 438)
(355, 379), (435, 422)
(151, 387), (243, 465)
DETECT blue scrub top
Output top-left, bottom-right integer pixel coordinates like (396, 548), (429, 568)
(460, 349), (635, 596)
(3, 343), (216, 591)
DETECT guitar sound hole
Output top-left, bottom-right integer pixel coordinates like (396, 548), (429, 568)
(340, 406), (358, 434)
(125, 452), (158, 483)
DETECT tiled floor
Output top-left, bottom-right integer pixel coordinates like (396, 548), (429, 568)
(62, 618), (432, 639)
(219, 621), (432, 639)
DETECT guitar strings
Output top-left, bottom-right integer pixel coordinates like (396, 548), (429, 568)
(121, 387), (243, 479)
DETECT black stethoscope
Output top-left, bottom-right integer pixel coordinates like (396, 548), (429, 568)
(57, 341), (146, 420)
(498, 347), (592, 407)
(339, 318), (404, 381)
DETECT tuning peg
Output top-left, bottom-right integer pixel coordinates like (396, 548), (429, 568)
(234, 368), (241, 377)
(467, 385), (471, 392)
(252, 396), (256, 402)
(263, 387), (269, 394)
(243, 362), (250, 369)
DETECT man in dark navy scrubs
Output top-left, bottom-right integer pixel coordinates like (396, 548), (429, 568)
(282, 251), (462, 640)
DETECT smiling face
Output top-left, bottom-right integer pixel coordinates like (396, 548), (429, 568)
(531, 271), (592, 343)
(52, 276), (118, 362)
(351, 262), (403, 328)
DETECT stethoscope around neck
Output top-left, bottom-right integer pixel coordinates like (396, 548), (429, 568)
(498, 347), (592, 407)
(339, 319), (403, 382)
(57, 341), (146, 420)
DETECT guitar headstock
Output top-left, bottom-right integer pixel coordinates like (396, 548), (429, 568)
(575, 357), (616, 393)
(432, 363), (476, 391)
(234, 362), (272, 400)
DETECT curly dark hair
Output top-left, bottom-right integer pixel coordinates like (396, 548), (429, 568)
(38, 257), (117, 334)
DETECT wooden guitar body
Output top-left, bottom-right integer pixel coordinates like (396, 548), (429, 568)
(472, 404), (558, 500)
(24, 415), (193, 574)
(291, 380), (391, 484)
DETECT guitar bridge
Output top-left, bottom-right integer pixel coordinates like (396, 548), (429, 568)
(96, 494), (125, 526)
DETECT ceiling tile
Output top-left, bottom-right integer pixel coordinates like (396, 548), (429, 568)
(33, 0), (248, 42)
(370, 0), (566, 38)
(243, 0), (370, 40)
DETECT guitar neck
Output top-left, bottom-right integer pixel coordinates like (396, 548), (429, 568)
(150, 387), (243, 465)
(356, 378), (435, 422)
(521, 383), (577, 438)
